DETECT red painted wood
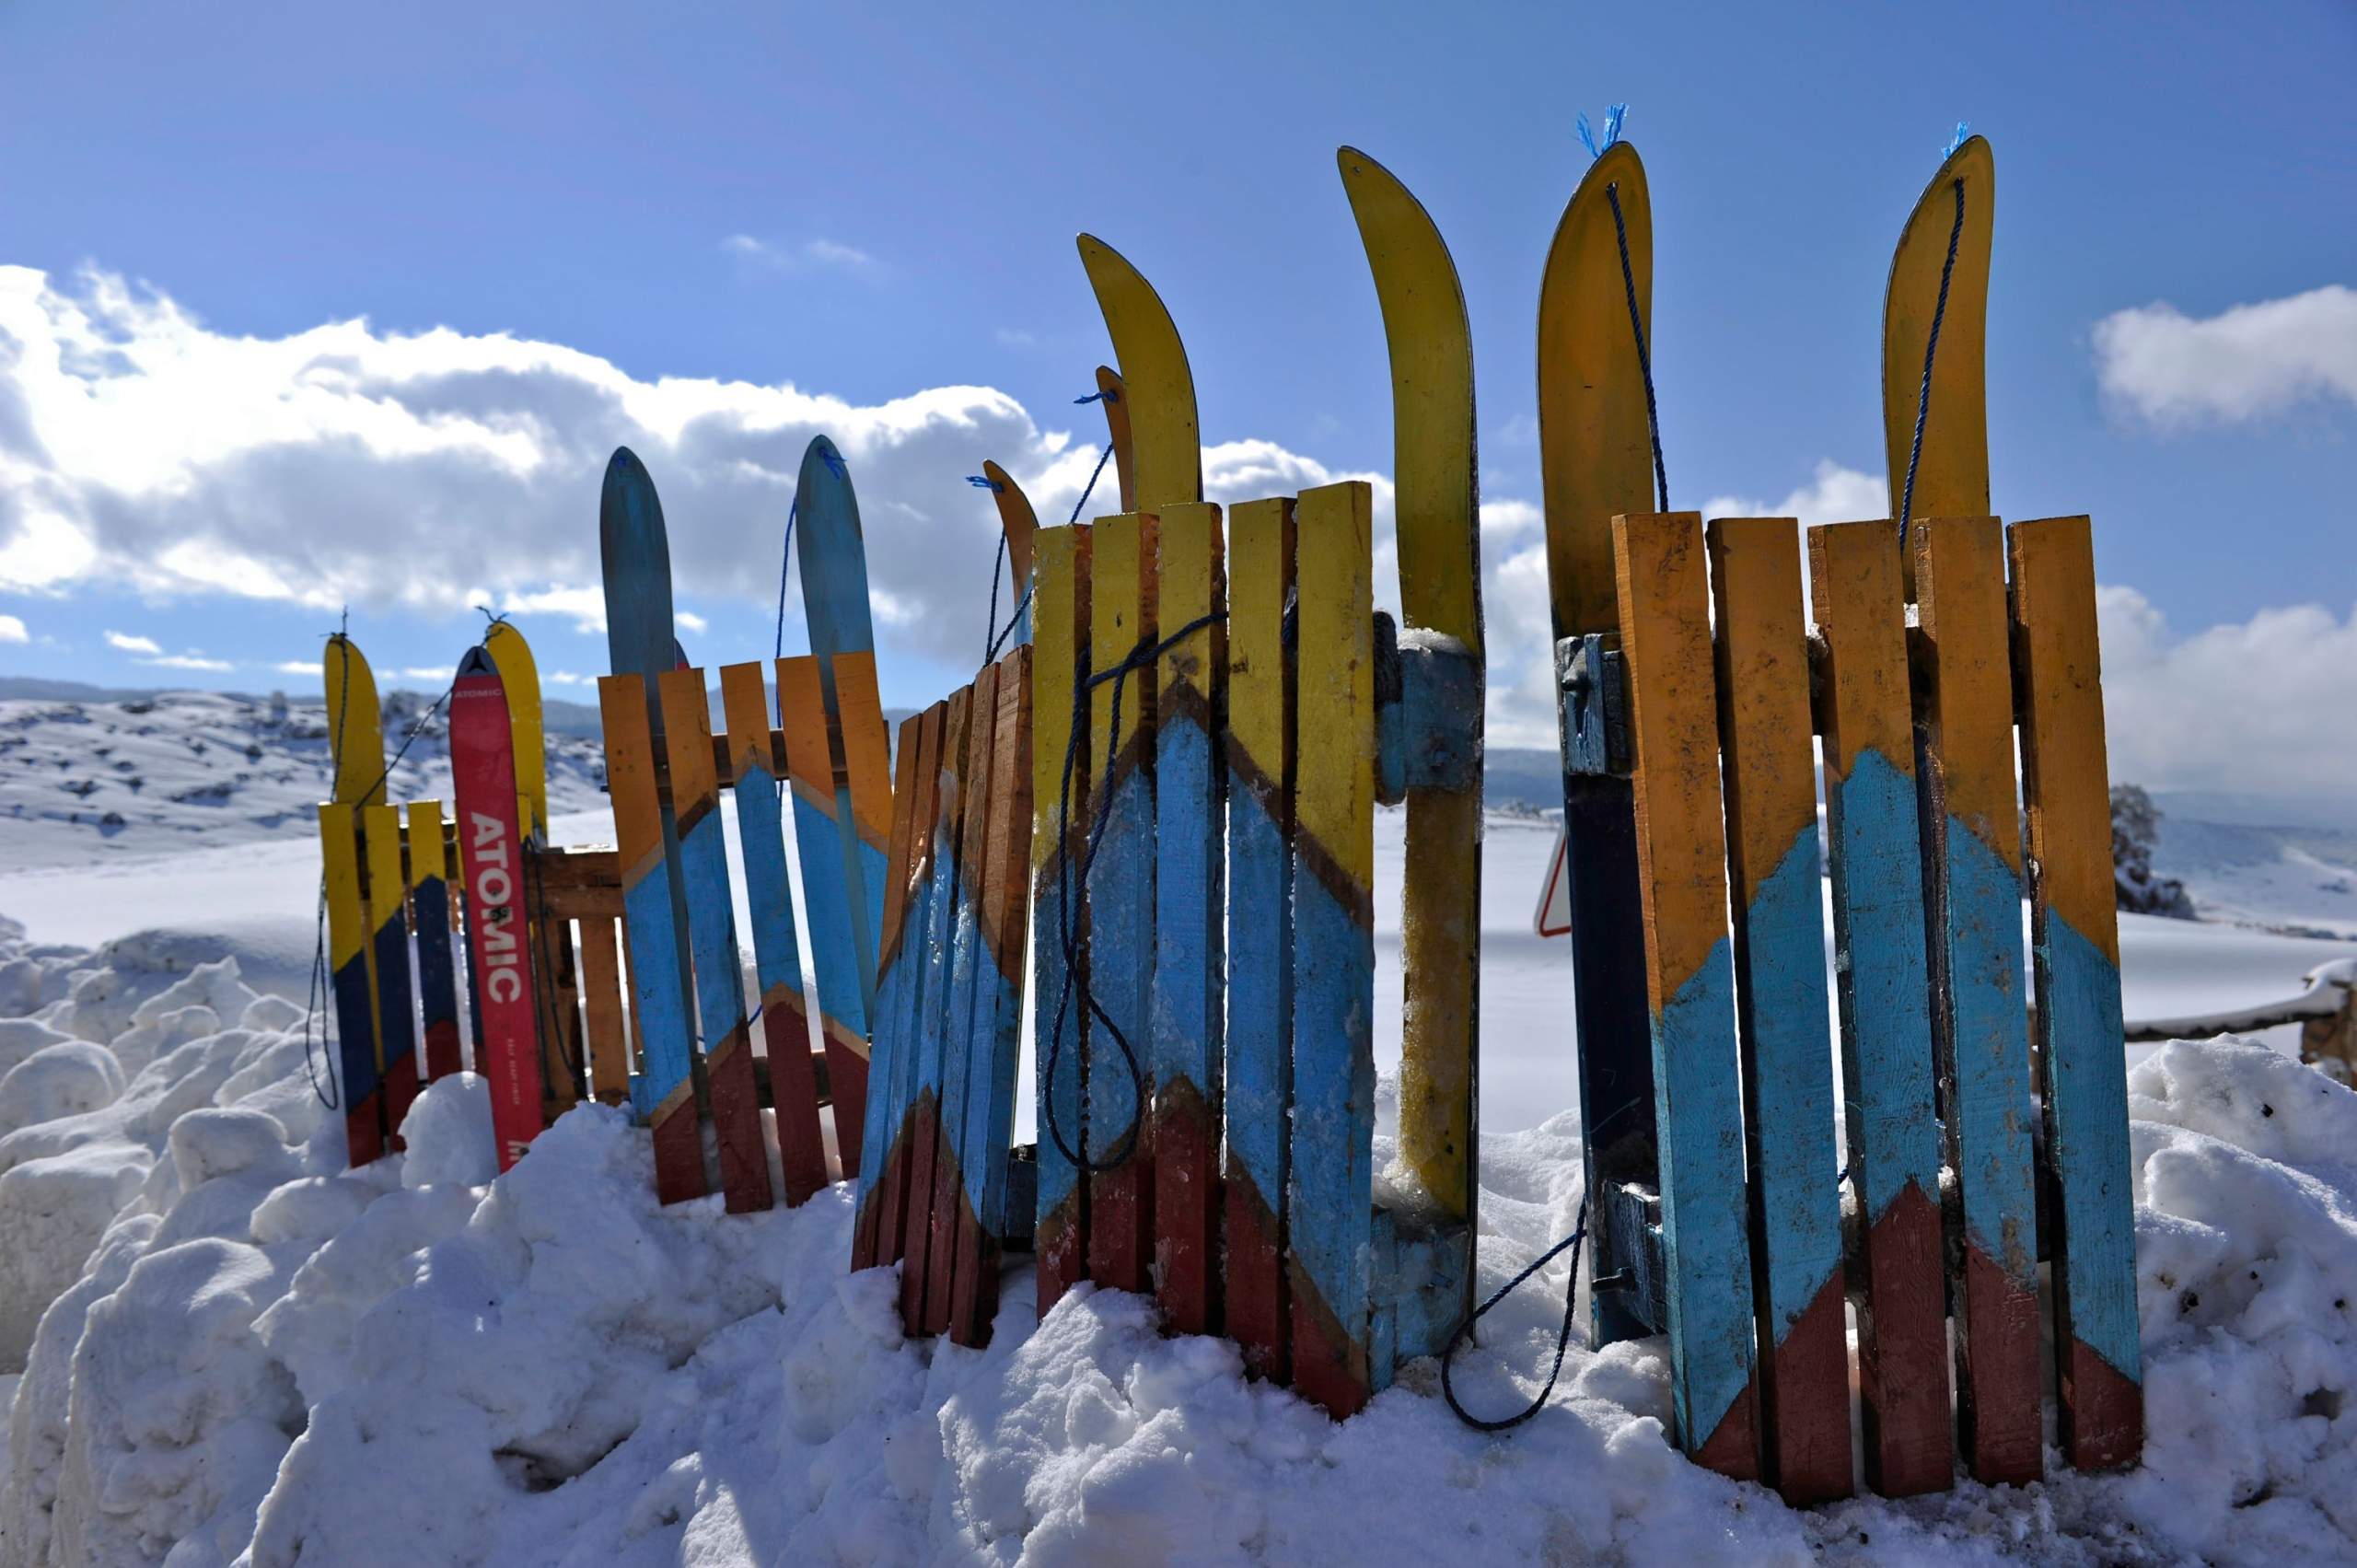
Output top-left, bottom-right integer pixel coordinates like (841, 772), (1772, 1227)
(1288, 1264), (1367, 1420)
(2062, 1335), (2143, 1472)
(900, 1094), (938, 1331)
(651, 1101), (703, 1208)
(949, 1200), (997, 1348)
(1154, 1082), (1218, 1337)
(923, 1125), (964, 1336)
(1692, 1369), (1763, 1483)
(1958, 1243), (2045, 1485)
(766, 987), (828, 1206)
(1765, 1273), (1853, 1504)
(706, 1021), (769, 1214)
(1224, 1167), (1286, 1382)
(1036, 1200), (1085, 1319)
(1855, 1180), (1955, 1495)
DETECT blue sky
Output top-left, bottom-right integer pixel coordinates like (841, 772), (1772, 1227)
(0, 1), (2351, 784)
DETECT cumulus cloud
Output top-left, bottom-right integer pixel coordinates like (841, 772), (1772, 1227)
(273, 660), (323, 676)
(104, 630), (162, 655)
(2093, 285), (2357, 426)
(722, 236), (876, 273)
(0, 614), (24, 644)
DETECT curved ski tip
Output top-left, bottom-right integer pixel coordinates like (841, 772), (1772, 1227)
(607, 446), (644, 477)
(1074, 233), (1146, 289)
(457, 645), (498, 679)
(1572, 138), (1647, 208)
(1334, 144), (1399, 188)
(1923, 131), (1994, 195)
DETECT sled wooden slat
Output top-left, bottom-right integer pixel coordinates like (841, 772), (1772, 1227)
(1222, 496), (1295, 1383)
(1152, 500), (1225, 1338)
(406, 800), (464, 1083)
(722, 662), (829, 1206)
(779, 654), (873, 1170)
(658, 668), (774, 1214)
(319, 803), (384, 1166)
(1032, 525), (1091, 1315)
(951, 647), (1035, 1347)
(934, 668), (1006, 1334)
(1705, 517), (1850, 1504)
(1286, 481), (1376, 1419)
(1807, 518), (1954, 1497)
(362, 802), (421, 1149)
(598, 674), (707, 1206)
(575, 914), (632, 1107)
(1911, 516), (2042, 1487)
(1612, 511), (1759, 1481)
(853, 709), (930, 1269)
(833, 648), (898, 1018)
(878, 703), (945, 1273)
(2008, 515), (2143, 1472)
(908, 684), (977, 1332)
(1085, 511), (1158, 1297)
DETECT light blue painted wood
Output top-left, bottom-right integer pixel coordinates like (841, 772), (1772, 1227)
(621, 869), (692, 1123)
(1825, 749), (1944, 1224)
(732, 753), (808, 1053)
(1936, 816), (2041, 1291)
(2039, 913), (2142, 1382)
(793, 791), (873, 1044)
(1088, 764), (1155, 1167)
(674, 797), (748, 1084)
(1152, 702), (1223, 1146)
(1734, 830), (1843, 1344)
(1225, 782), (1290, 1236)
(1033, 831), (1086, 1248)
(1652, 935), (1759, 1453)
(1286, 852), (1375, 1378)
(938, 740), (988, 1235)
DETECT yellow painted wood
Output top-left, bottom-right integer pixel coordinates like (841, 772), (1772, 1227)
(319, 803), (369, 977)
(1912, 517), (2021, 876)
(1293, 483), (1376, 896)
(1077, 238), (1200, 511)
(1807, 521), (1915, 781)
(1156, 503), (1224, 718)
(833, 650), (897, 862)
(323, 633), (387, 807)
(406, 797), (448, 889)
(981, 460), (1038, 594)
(1612, 513), (1727, 998)
(1088, 513), (1158, 789)
(1030, 521), (1090, 880)
(1883, 135), (1994, 592)
(482, 621), (549, 839)
(1538, 142), (1655, 639)
(1706, 519), (1818, 865)
(1096, 366), (1137, 515)
(1340, 144), (1482, 1223)
(1225, 499), (1295, 794)
(2008, 517), (2117, 964)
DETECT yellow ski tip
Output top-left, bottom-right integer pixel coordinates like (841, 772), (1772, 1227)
(1074, 235), (1199, 511)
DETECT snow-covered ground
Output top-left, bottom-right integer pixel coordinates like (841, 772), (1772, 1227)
(0, 695), (2352, 1563)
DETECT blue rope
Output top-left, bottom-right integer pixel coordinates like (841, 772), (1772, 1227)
(1605, 182), (1669, 513)
(819, 447), (847, 480)
(1577, 102), (1628, 160)
(1944, 120), (1971, 159)
(1898, 177), (1967, 553)
(981, 435), (1119, 667)
(772, 499), (798, 661)
(1073, 389), (1120, 406)
(967, 475), (1004, 492)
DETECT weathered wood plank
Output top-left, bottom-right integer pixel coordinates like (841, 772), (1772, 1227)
(871, 705), (943, 1272)
(926, 668), (1001, 1335)
(658, 668), (774, 1214)
(1613, 511), (1760, 1481)
(902, 688), (973, 1330)
(1912, 514), (2042, 1487)
(1808, 518), (1955, 1496)
(1152, 501), (1225, 1337)
(722, 662), (828, 1206)
(952, 646), (1035, 1347)
(575, 914), (633, 1107)
(1223, 495), (1295, 1382)
(1085, 510), (1158, 1297)
(853, 708), (930, 1269)
(1706, 517), (1851, 1504)
(598, 674), (708, 1205)
(778, 654), (873, 1170)
(1287, 481), (1376, 1419)
(2009, 514), (2142, 1472)
(1033, 524), (1092, 1315)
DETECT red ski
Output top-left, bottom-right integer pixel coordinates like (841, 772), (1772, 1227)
(452, 645), (547, 1169)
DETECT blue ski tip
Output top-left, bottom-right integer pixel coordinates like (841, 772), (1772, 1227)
(1945, 121), (1971, 159)
(458, 645), (499, 679)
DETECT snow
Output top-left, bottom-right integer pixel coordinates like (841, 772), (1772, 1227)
(0, 708), (2350, 1562)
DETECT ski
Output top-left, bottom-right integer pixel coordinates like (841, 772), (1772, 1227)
(406, 799), (464, 1082)
(1340, 147), (1484, 1355)
(451, 646), (546, 1170)
(484, 620), (583, 1121)
(599, 448), (709, 1204)
(321, 633), (391, 1166)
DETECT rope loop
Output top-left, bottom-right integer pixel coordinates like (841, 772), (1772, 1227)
(1898, 175), (1967, 554)
(1038, 610), (1226, 1173)
(1441, 1191), (1590, 1431)
(1604, 182), (1670, 514)
(773, 499), (799, 661)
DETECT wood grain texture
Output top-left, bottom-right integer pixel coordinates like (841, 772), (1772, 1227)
(576, 914), (633, 1107)
(903, 687), (973, 1330)
(1613, 511), (1759, 1481)
(1032, 525), (1092, 1315)
(1808, 518), (1954, 1496)
(854, 710), (930, 1270)
(722, 662), (828, 1206)
(1224, 497), (1295, 1382)
(1151, 501), (1225, 1337)
(779, 654), (874, 1167)
(875, 706), (945, 1272)
(598, 673), (707, 1205)
(1287, 482), (1376, 1419)
(952, 645), (1035, 1347)
(1912, 515), (2042, 1487)
(1085, 511), (1158, 1296)
(2008, 515), (2142, 1472)
(926, 673), (998, 1335)
(1706, 517), (1850, 1504)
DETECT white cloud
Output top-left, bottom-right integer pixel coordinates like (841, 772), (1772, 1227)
(1701, 459), (1886, 528)
(144, 651), (231, 671)
(542, 669), (591, 687)
(274, 659), (324, 676)
(105, 630), (162, 655)
(0, 614), (24, 644)
(676, 610), (709, 635)
(723, 236), (876, 273)
(2093, 284), (2357, 426)
(994, 329), (1038, 350)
